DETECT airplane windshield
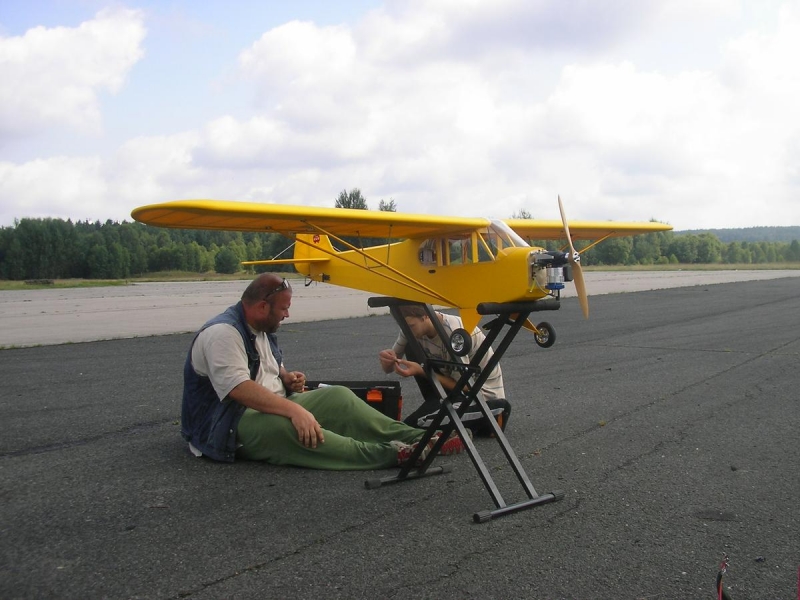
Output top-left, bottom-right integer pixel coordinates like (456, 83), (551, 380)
(488, 219), (529, 248)
(421, 220), (530, 266)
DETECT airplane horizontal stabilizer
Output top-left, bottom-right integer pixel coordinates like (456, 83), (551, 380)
(241, 258), (329, 266)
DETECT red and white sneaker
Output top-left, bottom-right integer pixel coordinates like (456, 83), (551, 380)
(438, 429), (471, 456)
(392, 439), (434, 467)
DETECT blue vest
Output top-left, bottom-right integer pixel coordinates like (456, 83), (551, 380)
(181, 301), (282, 462)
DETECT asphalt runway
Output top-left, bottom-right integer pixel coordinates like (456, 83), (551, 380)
(2, 276), (799, 599)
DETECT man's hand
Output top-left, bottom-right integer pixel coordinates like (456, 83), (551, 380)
(290, 405), (324, 448)
(228, 379), (322, 448)
(282, 370), (306, 394)
(394, 358), (423, 378)
(378, 349), (398, 373)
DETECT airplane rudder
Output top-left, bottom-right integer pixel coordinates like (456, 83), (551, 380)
(295, 232), (334, 257)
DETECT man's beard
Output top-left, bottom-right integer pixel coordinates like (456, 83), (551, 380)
(262, 319), (281, 334)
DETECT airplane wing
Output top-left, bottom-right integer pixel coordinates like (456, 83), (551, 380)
(132, 199), (672, 242)
(131, 200), (490, 239)
(505, 219), (672, 241)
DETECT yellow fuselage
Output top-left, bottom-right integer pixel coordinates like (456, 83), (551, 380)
(294, 235), (549, 316)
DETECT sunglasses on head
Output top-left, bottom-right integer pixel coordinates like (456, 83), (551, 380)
(263, 278), (290, 301)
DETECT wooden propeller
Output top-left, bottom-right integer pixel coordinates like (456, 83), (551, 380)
(558, 195), (589, 319)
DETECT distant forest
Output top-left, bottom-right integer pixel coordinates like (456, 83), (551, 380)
(1, 217), (799, 281)
(675, 226), (800, 243)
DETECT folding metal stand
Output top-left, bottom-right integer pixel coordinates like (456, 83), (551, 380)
(365, 296), (565, 522)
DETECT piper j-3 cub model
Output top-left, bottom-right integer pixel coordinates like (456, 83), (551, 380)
(132, 196), (671, 522)
(132, 196), (671, 348)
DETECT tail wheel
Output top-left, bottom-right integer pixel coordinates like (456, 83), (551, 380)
(534, 322), (556, 348)
(449, 328), (472, 356)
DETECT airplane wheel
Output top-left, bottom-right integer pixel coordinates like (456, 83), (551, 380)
(449, 328), (472, 356)
(534, 322), (556, 348)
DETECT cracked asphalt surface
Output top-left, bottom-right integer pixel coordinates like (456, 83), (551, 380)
(2, 277), (799, 599)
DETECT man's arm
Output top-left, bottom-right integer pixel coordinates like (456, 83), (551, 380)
(379, 331), (408, 373)
(228, 380), (323, 448)
(196, 326), (322, 448)
(392, 358), (464, 394)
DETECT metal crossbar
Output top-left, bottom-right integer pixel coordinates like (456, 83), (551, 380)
(364, 296), (564, 522)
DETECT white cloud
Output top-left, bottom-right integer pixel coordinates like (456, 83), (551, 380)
(0, 8), (146, 137)
(0, 156), (107, 223)
(215, 0), (799, 227)
(240, 20), (357, 90)
(107, 131), (202, 203)
(359, 0), (655, 61)
(1, 1), (799, 230)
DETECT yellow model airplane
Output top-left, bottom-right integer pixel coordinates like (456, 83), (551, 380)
(131, 197), (671, 344)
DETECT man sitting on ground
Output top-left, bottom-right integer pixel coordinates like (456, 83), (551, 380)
(182, 273), (464, 470)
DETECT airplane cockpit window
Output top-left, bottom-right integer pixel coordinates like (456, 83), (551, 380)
(418, 239), (437, 265)
(476, 231), (496, 262)
(446, 237), (471, 265)
(441, 222), (526, 265)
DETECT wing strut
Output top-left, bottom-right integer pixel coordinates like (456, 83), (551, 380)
(295, 222), (459, 307)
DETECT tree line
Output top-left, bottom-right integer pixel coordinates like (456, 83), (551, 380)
(678, 226), (800, 244)
(575, 229), (800, 266)
(2, 192), (798, 281)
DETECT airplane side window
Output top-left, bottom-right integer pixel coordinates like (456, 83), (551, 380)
(447, 239), (464, 265)
(418, 239), (437, 265)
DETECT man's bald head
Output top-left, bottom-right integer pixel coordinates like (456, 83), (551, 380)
(242, 273), (291, 306)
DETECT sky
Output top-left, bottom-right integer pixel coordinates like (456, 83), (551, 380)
(1, 0), (799, 231)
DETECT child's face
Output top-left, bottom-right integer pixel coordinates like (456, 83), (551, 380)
(404, 315), (431, 339)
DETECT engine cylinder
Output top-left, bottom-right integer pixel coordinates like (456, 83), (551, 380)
(545, 266), (565, 290)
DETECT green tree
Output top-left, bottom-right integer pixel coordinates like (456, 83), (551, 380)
(228, 234), (248, 264)
(119, 223), (148, 275)
(750, 242), (767, 263)
(591, 237), (632, 265)
(695, 233), (723, 264)
(632, 231), (665, 265)
(761, 241), (777, 263)
(669, 235), (699, 263)
(86, 243), (111, 278)
(335, 188), (368, 209)
(787, 240), (800, 261)
(2, 236), (26, 279)
(378, 198), (397, 212)
(108, 242), (131, 278)
(724, 241), (750, 264)
(148, 243), (187, 272)
(258, 233), (295, 273)
(246, 237), (263, 262)
(184, 241), (211, 272)
(7, 218), (75, 278)
(215, 245), (241, 274)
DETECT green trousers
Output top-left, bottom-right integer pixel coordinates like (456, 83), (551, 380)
(235, 385), (425, 470)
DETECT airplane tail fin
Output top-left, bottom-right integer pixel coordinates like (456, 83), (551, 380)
(241, 233), (332, 276)
(291, 233), (333, 276)
(295, 233), (333, 258)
